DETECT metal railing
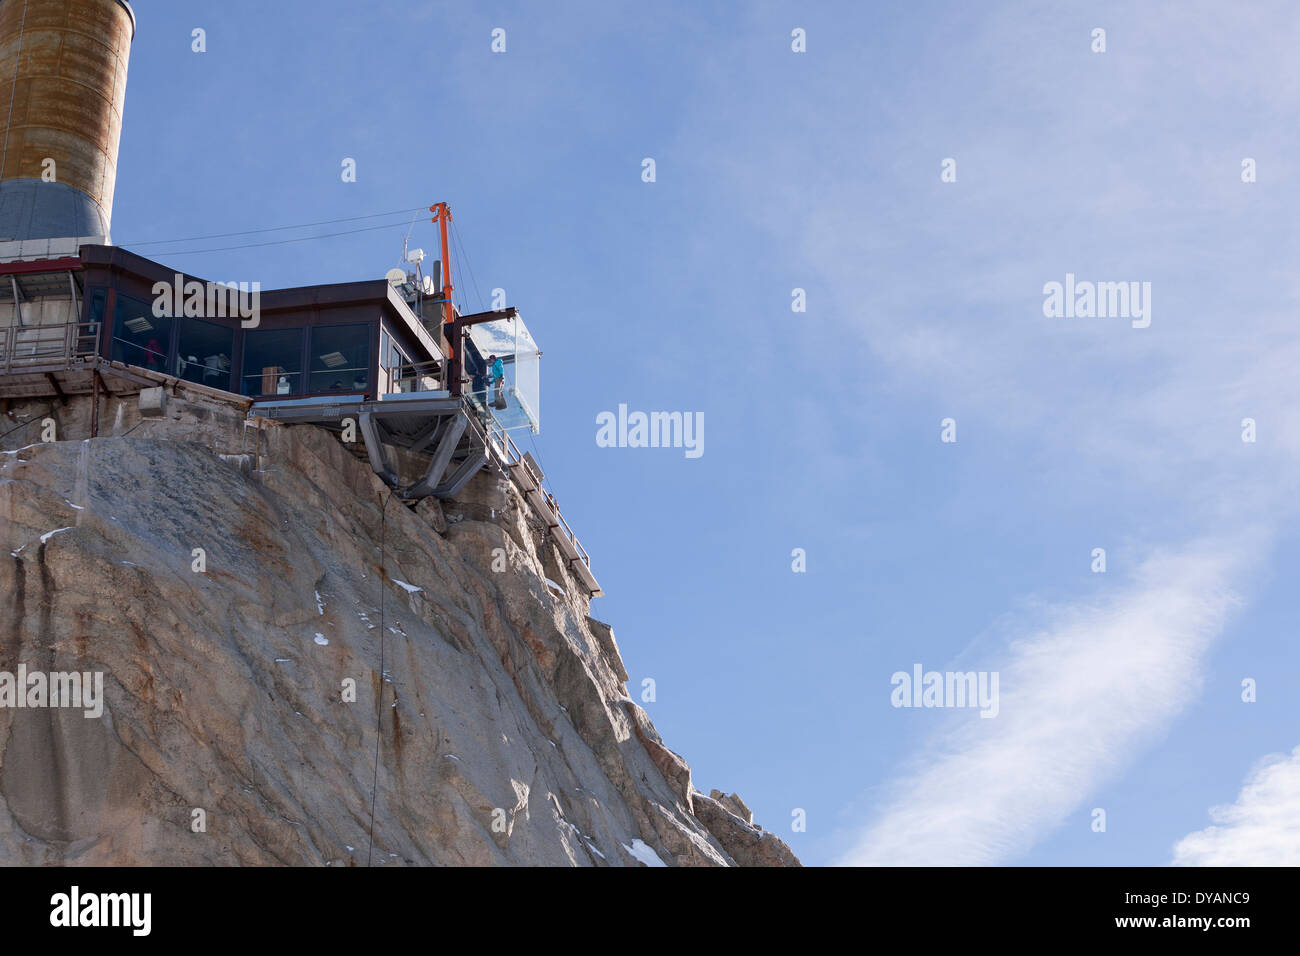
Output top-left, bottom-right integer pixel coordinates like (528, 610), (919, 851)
(0, 321), (100, 375)
(477, 410), (592, 570)
(241, 369), (302, 397)
(387, 359), (442, 394)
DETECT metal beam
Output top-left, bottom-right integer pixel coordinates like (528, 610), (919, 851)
(44, 373), (67, 404)
(358, 411), (397, 484)
(68, 271), (80, 325)
(255, 397), (365, 423)
(433, 444), (488, 498)
(458, 307), (517, 327)
(407, 414), (466, 498)
(97, 363), (171, 389)
(406, 416), (448, 455)
(0, 257), (82, 277)
(10, 276), (22, 328)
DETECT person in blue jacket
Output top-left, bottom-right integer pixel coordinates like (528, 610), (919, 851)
(489, 354), (505, 408)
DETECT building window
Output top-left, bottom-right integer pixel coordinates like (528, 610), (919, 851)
(85, 288), (107, 355)
(87, 288), (107, 326)
(110, 293), (171, 373)
(308, 324), (370, 393)
(241, 327), (304, 396)
(176, 317), (234, 391)
(379, 330), (410, 393)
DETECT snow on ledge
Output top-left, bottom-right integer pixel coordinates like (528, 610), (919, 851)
(622, 839), (666, 867)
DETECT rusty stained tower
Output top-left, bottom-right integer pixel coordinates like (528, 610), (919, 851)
(0, 0), (135, 244)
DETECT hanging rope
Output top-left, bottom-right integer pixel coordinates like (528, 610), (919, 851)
(119, 205), (431, 247)
(366, 486), (394, 866)
(131, 218), (421, 258)
(451, 219), (486, 314)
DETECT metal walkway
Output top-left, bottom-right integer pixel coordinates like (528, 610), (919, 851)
(256, 393), (487, 500)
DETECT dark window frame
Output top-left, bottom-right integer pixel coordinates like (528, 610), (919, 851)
(176, 315), (236, 391)
(109, 290), (175, 372)
(241, 325), (307, 398)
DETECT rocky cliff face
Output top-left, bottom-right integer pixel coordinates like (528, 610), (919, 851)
(0, 390), (799, 866)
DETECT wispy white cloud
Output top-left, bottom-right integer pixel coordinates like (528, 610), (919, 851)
(1172, 745), (1300, 866)
(838, 541), (1251, 865)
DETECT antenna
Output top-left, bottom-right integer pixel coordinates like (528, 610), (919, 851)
(401, 212), (417, 266)
(393, 234), (428, 303)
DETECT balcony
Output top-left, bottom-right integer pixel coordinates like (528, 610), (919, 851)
(0, 321), (100, 375)
(462, 311), (539, 433)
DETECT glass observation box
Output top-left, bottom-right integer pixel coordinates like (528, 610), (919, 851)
(465, 311), (540, 433)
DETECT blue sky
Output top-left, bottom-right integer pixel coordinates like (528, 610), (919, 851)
(113, 1), (1300, 866)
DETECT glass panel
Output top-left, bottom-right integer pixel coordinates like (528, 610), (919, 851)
(465, 337), (489, 407)
(308, 323), (370, 393)
(241, 327), (304, 396)
(466, 312), (540, 432)
(380, 331), (411, 393)
(110, 293), (171, 372)
(84, 288), (107, 355)
(176, 317), (234, 390)
(88, 288), (107, 325)
(513, 318), (540, 430)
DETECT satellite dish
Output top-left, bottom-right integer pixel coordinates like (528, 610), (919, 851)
(385, 268), (406, 285)
(421, 274), (435, 295)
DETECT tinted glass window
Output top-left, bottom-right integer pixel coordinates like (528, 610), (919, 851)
(87, 288), (107, 326)
(242, 327), (304, 396)
(110, 294), (171, 372)
(177, 317), (234, 391)
(309, 324), (370, 392)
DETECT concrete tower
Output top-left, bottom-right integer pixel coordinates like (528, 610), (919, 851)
(0, 0), (135, 244)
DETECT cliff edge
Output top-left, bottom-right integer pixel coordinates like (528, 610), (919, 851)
(0, 388), (799, 866)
